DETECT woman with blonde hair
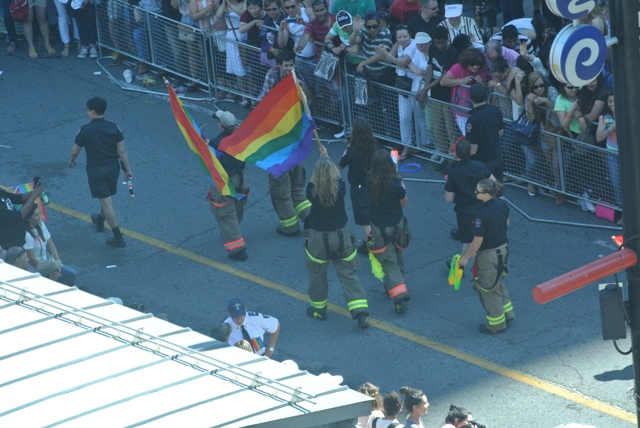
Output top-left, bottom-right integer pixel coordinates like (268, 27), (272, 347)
(358, 382), (384, 428)
(304, 146), (370, 328)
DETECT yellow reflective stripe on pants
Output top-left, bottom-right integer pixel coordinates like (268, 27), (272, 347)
(279, 216), (298, 228)
(295, 200), (311, 215)
(348, 299), (368, 311)
(309, 299), (328, 309)
(305, 246), (329, 264)
(487, 313), (506, 326)
(503, 302), (513, 313)
(342, 248), (357, 262)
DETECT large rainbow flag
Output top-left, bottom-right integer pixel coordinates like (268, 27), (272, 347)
(218, 73), (316, 178)
(167, 82), (238, 199)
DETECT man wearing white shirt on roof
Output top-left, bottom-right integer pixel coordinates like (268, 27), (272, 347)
(225, 298), (280, 357)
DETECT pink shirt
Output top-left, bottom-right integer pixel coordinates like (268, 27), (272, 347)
(447, 62), (488, 110)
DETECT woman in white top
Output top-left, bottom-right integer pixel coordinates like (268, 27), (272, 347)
(376, 27), (430, 160)
(215, 0), (251, 106)
(23, 205), (77, 286)
(357, 382), (384, 428)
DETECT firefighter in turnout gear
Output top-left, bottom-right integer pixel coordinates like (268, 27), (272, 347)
(305, 146), (370, 328)
(207, 111), (249, 261)
(459, 178), (513, 334)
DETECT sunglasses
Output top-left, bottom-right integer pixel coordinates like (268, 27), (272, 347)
(264, 6), (278, 11)
(565, 85), (577, 90)
(531, 84), (546, 90)
(426, 5), (437, 10)
(365, 24), (380, 30)
(284, 5), (297, 9)
(475, 189), (487, 194)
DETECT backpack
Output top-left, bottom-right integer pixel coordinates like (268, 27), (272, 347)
(9, 0), (29, 22)
(372, 417), (402, 428)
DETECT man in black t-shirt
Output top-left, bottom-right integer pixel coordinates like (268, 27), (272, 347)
(418, 26), (459, 162)
(0, 184), (43, 253)
(69, 97), (132, 248)
(444, 139), (493, 260)
(466, 85), (505, 186)
(407, 0), (444, 38)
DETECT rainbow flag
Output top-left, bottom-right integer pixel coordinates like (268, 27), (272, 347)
(218, 73), (316, 178)
(13, 183), (48, 221)
(166, 82), (238, 198)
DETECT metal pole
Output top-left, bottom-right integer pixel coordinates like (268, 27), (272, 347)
(610, 0), (640, 424)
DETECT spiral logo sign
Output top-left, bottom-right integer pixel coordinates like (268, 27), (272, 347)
(545, 0), (596, 20)
(550, 24), (606, 86)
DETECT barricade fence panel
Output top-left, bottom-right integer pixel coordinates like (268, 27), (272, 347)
(95, 13), (620, 210)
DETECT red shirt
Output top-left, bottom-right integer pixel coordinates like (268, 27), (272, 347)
(389, 0), (419, 24)
(304, 14), (336, 59)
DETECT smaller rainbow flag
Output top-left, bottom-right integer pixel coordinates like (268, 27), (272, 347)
(167, 82), (238, 199)
(218, 72), (315, 178)
(13, 183), (48, 221)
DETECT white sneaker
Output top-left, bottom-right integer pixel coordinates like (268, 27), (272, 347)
(89, 45), (98, 59)
(581, 192), (596, 212)
(430, 153), (441, 161)
(333, 130), (345, 139)
(77, 46), (88, 59)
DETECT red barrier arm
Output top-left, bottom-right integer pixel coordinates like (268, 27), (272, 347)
(532, 248), (637, 304)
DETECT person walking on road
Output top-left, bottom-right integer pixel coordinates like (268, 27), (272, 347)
(367, 149), (411, 315)
(305, 146), (370, 328)
(206, 111), (249, 261)
(459, 179), (513, 334)
(69, 97), (132, 248)
(224, 298), (280, 357)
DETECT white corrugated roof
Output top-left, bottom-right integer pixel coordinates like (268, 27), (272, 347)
(0, 261), (371, 427)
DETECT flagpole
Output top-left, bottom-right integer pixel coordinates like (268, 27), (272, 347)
(292, 69), (323, 151)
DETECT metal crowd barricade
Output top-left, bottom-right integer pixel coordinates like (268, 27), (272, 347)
(96, 0), (212, 94)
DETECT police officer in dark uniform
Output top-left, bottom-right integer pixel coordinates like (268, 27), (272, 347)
(459, 179), (513, 334)
(69, 97), (132, 248)
(444, 139), (494, 263)
(206, 111), (249, 261)
(305, 146), (370, 328)
(466, 84), (505, 186)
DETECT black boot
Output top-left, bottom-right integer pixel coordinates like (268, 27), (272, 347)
(91, 213), (105, 232)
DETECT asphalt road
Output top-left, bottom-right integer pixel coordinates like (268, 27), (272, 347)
(0, 45), (634, 428)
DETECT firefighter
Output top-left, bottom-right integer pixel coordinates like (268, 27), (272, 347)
(459, 178), (513, 334)
(207, 111), (249, 261)
(305, 146), (370, 328)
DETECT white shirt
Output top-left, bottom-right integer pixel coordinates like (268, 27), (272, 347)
(225, 311), (279, 355)
(24, 222), (51, 262)
(438, 16), (482, 45)
(289, 9), (316, 58)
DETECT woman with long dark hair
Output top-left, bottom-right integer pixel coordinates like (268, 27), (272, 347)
(596, 92), (621, 214)
(338, 118), (378, 253)
(442, 404), (473, 428)
(400, 386), (429, 428)
(367, 149), (410, 314)
(304, 146), (370, 328)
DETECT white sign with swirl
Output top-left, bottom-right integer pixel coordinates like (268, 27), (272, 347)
(545, 0), (596, 20)
(550, 24), (607, 86)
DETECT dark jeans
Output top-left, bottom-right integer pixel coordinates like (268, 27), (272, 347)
(1, 0), (17, 43)
(499, 0), (524, 24)
(68, 3), (98, 45)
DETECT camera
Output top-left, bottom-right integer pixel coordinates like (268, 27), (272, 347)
(465, 421), (487, 428)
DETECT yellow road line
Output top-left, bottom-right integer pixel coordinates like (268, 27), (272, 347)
(49, 201), (637, 425)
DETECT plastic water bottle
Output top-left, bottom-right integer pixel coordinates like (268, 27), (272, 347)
(40, 191), (50, 205)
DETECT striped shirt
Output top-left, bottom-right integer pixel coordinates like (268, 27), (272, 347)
(438, 16), (482, 45)
(304, 15), (336, 59)
(358, 27), (393, 75)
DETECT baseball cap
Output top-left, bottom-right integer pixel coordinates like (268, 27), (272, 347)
(414, 32), (432, 44)
(445, 4), (463, 18)
(36, 259), (62, 277)
(5, 247), (26, 266)
(227, 298), (246, 317)
(336, 10), (352, 28)
(470, 84), (488, 103)
(216, 110), (236, 128)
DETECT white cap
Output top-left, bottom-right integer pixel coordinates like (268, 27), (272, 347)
(445, 4), (463, 18)
(414, 32), (432, 44)
(216, 110), (236, 128)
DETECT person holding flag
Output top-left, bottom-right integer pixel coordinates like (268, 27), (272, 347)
(206, 111), (249, 261)
(256, 50), (313, 237)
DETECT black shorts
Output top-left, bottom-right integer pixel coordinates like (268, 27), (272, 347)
(87, 163), (119, 199)
(456, 209), (477, 244)
(350, 184), (371, 226)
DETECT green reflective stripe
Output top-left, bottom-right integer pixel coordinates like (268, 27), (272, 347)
(474, 278), (492, 293)
(309, 299), (328, 309)
(503, 302), (513, 313)
(305, 247), (329, 264)
(342, 248), (358, 262)
(279, 216), (298, 227)
(487, 314), (506, 325)
(295, 200), (312, 214)
(348, 299), (368, 311)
